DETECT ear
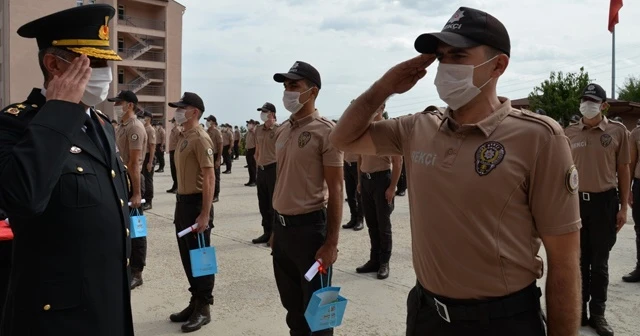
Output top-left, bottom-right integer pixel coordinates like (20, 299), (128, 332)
(42, 54), (65, 78)
(492, 54), (509, 78)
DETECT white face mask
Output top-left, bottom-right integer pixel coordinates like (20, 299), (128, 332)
(433, 56), (497, 110)
(113, 105), (125, 120)
(82, 67), (112, 106)
(580, 101), (602, 119)
(260, 112), (269, 122)
(174, 108), (188, 125)
(247, 124), (254, 131)
(206, 121), (213, 128)
(283, 88), (312, 114)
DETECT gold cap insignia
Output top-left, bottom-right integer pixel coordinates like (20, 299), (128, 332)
(5, 107), (20, 116)
(98, 16), (109, 41)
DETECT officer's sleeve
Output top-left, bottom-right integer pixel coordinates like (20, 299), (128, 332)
(128, 125), (145, 151)
(216, 132), (223, 146)
(322, 127), (343, 167)
(368, 115), (416, 156)
(631, 130), (639, 167)
(194, 137), (215, 169)
(0, 101), (86, 217)
(529, 134), (582, 236)
(617, 127), (631, 165)
(147, 128), (157, 145)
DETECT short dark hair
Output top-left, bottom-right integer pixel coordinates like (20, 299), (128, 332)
(304, 79), (318, 90)
(38, 47), (72, 80)
(483, 45), (503, 60)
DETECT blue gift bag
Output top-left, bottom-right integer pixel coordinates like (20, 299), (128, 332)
(129, 208), (147, 238)
(189, 233), (218, 277)
(304, 268), (347, 332)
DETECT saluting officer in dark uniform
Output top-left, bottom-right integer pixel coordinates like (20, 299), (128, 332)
(168, 92), (216, 333)
(0, 5), (134, 335)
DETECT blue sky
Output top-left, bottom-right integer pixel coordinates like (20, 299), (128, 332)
(179, 0), (640, 126)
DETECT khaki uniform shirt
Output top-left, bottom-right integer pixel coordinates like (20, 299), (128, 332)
(246, 129), (256, 149)
(344, 152), (360, 163)
(630, 126), (640, 179)
(234, 129), (241, 142)
(207, 127), (223, 154)
(360, 154), (391, 173)
(157, 127), (166, 146)
(168, 126), (180, 151)
(222, 130), (232, 146)
(255, 124), (279, 166)
(116, 117), (147, 167)
(145, 124), (157, 147)
(564, 117), (630, 192)
(175, 127), (215, 195)
(273, 110), (343, 215)
(368, 99), (581, 299)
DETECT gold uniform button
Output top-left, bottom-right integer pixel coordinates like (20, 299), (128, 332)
(43, 304), (51, 311)
(120, 199), (124, 207)
(76, 167), (84, 173)
(111, 170), (116, 178)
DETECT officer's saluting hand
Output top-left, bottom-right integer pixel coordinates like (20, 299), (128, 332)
(45, 55), (92, 103)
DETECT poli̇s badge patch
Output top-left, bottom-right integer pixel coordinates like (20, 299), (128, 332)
(566, 165), (579, 194)
(474, 141), (506, 176)
(207, 148), (213, 157)
(131, 134), (139, 141)
(180, 140), (189, 152)
(600, 134), (613, 147)
(298, 131), (312, 148)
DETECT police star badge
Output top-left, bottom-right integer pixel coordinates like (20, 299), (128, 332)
(474, 141), (506, 176)
(600, 134), (613, 147)
(566, 165), (579, 194)
(298, 131), (312, 148)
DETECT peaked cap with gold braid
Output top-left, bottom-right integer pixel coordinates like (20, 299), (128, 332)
(17, 4), (121, 61)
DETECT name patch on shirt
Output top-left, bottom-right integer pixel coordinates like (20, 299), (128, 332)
(411, 151), (437, 166)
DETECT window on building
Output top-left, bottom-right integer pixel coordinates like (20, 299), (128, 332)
(118, 5), (125, 20)
(118, 69), (124, 85)
(76, 0), (83, 6)
(118, 38), (124, 52)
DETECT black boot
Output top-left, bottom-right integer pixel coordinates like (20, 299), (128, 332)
(377, 263), (390, 279)
(589, 315), (614, 336)
(622, 268), (640, 282)
(342, 218), (356, 229)
(181, 299), (212, 333)
(353, 217), (364, 231)
(252, 232), (270, 244)
(356, 260), (379, 273)
(130, 271), (143, 290)
(170, 298), (195, 323)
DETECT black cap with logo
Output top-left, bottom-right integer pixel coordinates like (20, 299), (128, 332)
(415, 7), (511, 57)
(205, 115), (217, 123)
(273, 61), (322, 89)
(582, 83), (607, 102)
(136, 110), (152, 119)
(257, 102), (276, 113)
(169, 92), (205, 112)
(107, 90), (138, 104)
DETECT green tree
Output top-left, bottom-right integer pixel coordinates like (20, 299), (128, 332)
(382, 111), (389, 120)
(618, 76), (640, 102)
(528, 67), (591, 123)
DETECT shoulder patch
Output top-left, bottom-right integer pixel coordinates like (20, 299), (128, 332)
(317, 117), (335, 129)
(511, 109), (562, 135)
(566, 165), (579, 194)
(131, 134), (139, 141)
(608, 118), (628, 131)
(1, 101), (37, 118)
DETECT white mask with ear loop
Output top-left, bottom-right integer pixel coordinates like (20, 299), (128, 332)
(56, 56), (112, 106)
(433, 55), (498, 110)
(283, 88), (312, 114)
(580, 101), (602, 119)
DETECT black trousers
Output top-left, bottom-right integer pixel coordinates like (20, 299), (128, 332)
(0, 240), (12, 318)
(155, 144), (165, 170)
(169, 150), (177, 190)
(406, 283), (546, 336)
(222, 145), (232, 172)
(142, 153), (154, 203)
(233, 140), (240, 159)
(632, 179), (640, 269)
(130, 174), (147, 273)
(343, 162), (363, 221)
(361, 170), (394, 263)
(257, 163), (276, 234)
(246, 148), (257, 184)
(214, 153), (221, 198)
(174, 194), (215, 304)
(272, 209), (333, 336)
(396, 160), (407, 193)
(578, 189), (618, 316)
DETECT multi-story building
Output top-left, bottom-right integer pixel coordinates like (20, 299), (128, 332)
(0, 0), (184, 128)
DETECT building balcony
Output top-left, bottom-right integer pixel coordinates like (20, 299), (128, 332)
(118, 84), (165, 102)
(128, 0), (169, 7)
(117, 15), (166, 36)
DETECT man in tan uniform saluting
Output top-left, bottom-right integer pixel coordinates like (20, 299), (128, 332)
(108, 90), (148, 290)
(624, 119), (640, 283)
(564, 83), (629, 336)
(168, 92), (215, 333)
(330, 7), (582, 336)
(205, 115), (223, 202)
(270, 61), (344, 336)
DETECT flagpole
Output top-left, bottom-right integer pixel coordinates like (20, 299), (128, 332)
(612, 26), (616, 99)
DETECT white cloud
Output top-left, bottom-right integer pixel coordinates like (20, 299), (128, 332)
(178, 0), (640, 124)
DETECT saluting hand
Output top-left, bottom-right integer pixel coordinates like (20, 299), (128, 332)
(46, 55), (92, 104)
(376, 54), (436, 95)
(616, 208), (627, 233)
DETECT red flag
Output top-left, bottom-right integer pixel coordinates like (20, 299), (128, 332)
(609, 0), (623, 33)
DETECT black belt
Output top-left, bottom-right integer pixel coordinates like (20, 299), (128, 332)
(176, 193), (203, 203)
(258, 162), (276, 171)
(361, 169), (390, 180)
(417, 282), (541, 322)
(276, 209), (325, 227)
(578, 188), (617, 202)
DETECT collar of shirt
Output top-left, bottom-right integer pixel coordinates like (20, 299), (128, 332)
(288, 110), (319, 129)
(262, 123), (278, 131)
(439, 98), (512, 138)
(578, 115), (608, 131)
